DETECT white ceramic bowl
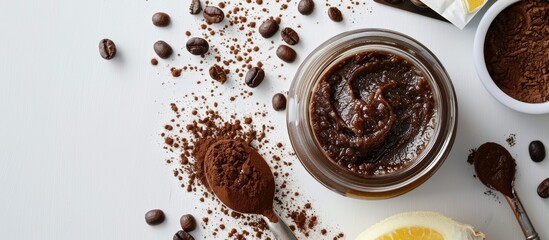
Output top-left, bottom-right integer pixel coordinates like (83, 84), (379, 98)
(473, 0), (549, 114)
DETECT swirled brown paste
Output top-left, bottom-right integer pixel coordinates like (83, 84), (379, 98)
(310, 51), (436, 176)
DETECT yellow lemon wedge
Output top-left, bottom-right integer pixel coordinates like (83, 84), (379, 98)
(356, 212), (486, 240)
(463, 0), (487, 13)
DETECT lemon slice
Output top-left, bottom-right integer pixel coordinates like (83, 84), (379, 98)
(463, 0), (486, 13)
(376, 226), (444, 240)
(356, 212), (486, 240)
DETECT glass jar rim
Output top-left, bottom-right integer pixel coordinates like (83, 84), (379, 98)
(286, 29), (457, 198)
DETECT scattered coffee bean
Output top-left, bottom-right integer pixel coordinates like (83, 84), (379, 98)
(152, 12), (170, 27)
(276, 45), (297, 63)
(186, 37), (209, 55)
(189, 0), (202, 15)
(529, 140), (546, 162)
(180, 214), (197, 232)
(173, 230), (195, 240)
(99, 39), (116, 60)
(151, 58), (158, 66)
(153, 40), (173, 59)
(328, 7), (343, 22)
(298, 0), (315, 15)
(538, 178), (549, 198)
(145, 209), (165, 225)
(209, 64), (227, 84)
(203, 6), (224, 23)
(272, 93), (287, 111)
(258, 19), (279, 38)
(281, 27), (299, 45)
(171, 67), (182, 77)
(245, 67), (265, 88)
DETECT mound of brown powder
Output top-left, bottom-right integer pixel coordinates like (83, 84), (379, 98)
(484, 0), (549, 103)
(204, 139), (277, 222)
(472, 142), (516, 197)
(161, 101), (343, 239)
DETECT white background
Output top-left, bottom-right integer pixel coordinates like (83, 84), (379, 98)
(0, 0), (548, 239)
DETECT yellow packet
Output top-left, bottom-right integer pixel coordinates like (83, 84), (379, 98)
(421, 0), (488, 29)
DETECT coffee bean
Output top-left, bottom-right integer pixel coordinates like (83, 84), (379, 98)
(272, 93), (287, 111)
(189, 0), (202, 15)
(209, 64), (227, 84)
(328, 7), (343, 22)
(173, 230), (195, 240)
(171, 67), (182, 77)
(298, 0), (315, 15)
(152, 12), (170, 27)
(384, 0), (403, 3)
(153, 40), (173, 59)
(276, 45), (297, 63)
(99, 39), (116, 60)
(529, 140), (545, 162)
(180, 214), (197, 232)
(281, 27), (299, 45)
(538, 178), (549, 198)
(186, 37), (209, 55)
(203, 6), (224, 23)
(145, 209), (165, 225)
(258, 19), (279, 38)
(245, 67), (265, 88)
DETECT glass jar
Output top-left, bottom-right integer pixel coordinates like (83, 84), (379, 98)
(287, 29), (457, 199)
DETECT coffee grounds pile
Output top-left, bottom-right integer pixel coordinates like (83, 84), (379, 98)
(161, 97), (343, 239)
(204, 139), (277, 222)
(473, 142), (516, 197)
(484, 0), (549, 103)
(467, 140), (516, 203)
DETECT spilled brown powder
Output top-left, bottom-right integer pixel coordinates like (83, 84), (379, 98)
(506, 133), (516, 147)
(153, 1), (367, 238)
(162, 102), (342, 239)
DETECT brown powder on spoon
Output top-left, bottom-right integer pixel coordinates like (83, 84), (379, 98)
(472, 142), (516, 197)
(204, 139), (278, 222)
(187, 115), (260, 193)
(163, 102), (344, 238)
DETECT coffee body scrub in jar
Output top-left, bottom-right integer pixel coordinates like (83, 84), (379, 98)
(310, 50), (435, 177)
(287, 29), (457, 199)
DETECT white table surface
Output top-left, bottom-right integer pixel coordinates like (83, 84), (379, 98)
(0, 0), (548, 239)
